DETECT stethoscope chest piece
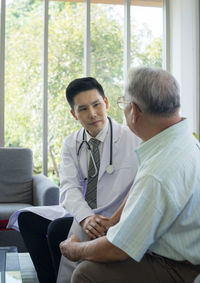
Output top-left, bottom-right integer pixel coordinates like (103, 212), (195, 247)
(106, 164), (114, 174)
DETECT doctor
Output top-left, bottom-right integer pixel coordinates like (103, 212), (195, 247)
(16, 77), (139, 283)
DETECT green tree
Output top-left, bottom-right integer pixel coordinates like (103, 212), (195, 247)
(5, 0), (162, 181)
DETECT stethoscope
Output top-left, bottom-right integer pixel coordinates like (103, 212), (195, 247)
(77, 116), (114, 178)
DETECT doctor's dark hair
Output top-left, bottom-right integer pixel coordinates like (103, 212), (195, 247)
(66, 77), (105, 109)
(126, 67), (180, 116)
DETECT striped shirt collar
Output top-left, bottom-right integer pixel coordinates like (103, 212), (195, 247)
(135, 119), (188, 166)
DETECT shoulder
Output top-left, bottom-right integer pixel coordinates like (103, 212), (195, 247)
(111, 118), (140, 146)
(61, 128), (83, 153)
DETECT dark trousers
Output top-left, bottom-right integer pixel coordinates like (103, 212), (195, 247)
(18, 212), (73, 283)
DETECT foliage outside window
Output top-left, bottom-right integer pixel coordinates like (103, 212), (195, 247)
(4, 0), (163, 184)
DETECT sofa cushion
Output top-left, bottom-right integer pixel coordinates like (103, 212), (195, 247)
(0, 148), (33, 204)
(0, 219), (14, 231)
(0, 219), (9, 230)
(0, 203), (33, 220)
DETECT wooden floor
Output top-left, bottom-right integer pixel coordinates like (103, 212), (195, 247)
(18, 253), (39, 283)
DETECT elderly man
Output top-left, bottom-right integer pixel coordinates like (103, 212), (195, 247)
(59, 67), (200, 283)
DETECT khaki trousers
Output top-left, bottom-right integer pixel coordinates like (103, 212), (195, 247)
(71, 253), (200, 283)
(57, 220), (88, 283)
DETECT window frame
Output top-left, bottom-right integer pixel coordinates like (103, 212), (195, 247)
(0, 0), (165, 175)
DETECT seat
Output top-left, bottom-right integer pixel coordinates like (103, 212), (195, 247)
(194, 274), (200, 283)
(0, 147), (59, 252)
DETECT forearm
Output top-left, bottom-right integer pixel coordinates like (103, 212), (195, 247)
(60, 188), (94, 223)
(60, 235), (129, 263)
(110, 193), (129, 225)
(60, 144), (94, 222)
(82, 237), (128, 262)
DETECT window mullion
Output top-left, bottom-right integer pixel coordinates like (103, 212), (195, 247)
(0, 0), (5, 147)
(42, 0), (49, 176)
(124, 0), (131, 83)
(84, 0), (91, 76)
(162, 0), (170, 71)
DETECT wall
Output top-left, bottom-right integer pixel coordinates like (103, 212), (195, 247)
(167, 0), (199, 134)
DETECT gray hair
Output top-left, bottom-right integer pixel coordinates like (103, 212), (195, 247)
(126, 67), (180, 116)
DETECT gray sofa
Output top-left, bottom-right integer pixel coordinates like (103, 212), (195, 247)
(0, 147), (59, 252)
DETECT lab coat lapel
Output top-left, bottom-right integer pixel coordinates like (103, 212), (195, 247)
(98, 119), (121, 181)
(76, 128), (88, 179)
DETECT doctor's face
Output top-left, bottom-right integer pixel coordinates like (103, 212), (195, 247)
(71, 89), (108, 137)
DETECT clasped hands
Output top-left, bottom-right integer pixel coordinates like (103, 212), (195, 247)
(59, 214), (114, 261)
(80, 214), (114, 240)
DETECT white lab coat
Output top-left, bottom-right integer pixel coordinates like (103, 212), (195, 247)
(56, 118), (139, 283)
(8, 118), (139, 233)
(59, 118), (139, 223)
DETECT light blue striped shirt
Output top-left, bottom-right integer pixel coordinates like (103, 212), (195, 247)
(107, 119), (200, 264)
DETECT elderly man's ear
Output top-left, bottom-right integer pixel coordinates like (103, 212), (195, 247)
(131, 103), (142, 124)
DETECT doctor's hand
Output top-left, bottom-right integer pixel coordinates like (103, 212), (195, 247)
(80, 214), (109, 240)
(60, 235), (81, 262)
(97, 217), (116, 231)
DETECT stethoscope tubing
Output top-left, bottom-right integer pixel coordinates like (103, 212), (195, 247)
(77, 116), (113, 178)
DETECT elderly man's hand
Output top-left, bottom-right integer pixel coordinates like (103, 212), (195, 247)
(60, 235), (81, 262)
(80, 214), (110, 239)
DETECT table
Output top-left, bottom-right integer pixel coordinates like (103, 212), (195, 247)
(0, 246), (22, 283)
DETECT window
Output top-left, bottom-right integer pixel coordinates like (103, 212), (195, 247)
(48, 1), (84, 181)
(131, 4), (162, 67)
(0, 0), (163, 183)
(5, 0), (43, 173)
(91, 2), (124, 124)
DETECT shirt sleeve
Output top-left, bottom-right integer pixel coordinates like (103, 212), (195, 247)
(106, 175), (176, 262)
(59, 137), (94, 223)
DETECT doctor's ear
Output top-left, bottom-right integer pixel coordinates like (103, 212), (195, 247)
(70, 109), (78, 120)
(104, 97), (109, 109)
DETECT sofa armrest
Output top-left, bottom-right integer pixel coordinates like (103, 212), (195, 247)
(33, 174), (59, 206)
